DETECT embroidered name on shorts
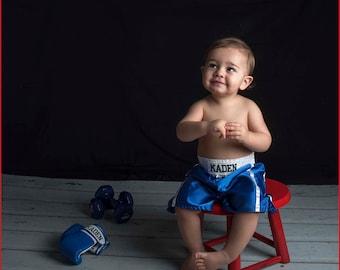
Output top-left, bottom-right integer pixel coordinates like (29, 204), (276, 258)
(210, 164), (237, 174)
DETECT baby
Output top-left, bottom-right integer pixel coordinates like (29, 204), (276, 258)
(172, 37), (273, 270)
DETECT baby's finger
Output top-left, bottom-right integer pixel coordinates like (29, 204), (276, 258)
(220, 129), (227, 139)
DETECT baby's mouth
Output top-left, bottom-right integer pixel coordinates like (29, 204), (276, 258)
(212, 80), (226, 85)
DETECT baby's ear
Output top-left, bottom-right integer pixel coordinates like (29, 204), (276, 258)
(240, 76), (254, 90)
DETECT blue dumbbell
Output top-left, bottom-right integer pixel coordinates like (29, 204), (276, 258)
(89, 185), (134, 224)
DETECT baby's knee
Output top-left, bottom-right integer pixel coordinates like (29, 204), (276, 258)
(175, 207), (201, 216)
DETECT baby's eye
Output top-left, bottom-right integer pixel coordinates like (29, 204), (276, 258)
(208, 63), (217, 69)
(226, 67), (236, 72)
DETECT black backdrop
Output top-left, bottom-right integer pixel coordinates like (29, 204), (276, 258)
(3, 0), (338, 184)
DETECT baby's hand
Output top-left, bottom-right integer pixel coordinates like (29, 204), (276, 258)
(225, 122), (249, 142)
(208, 120), (228, 139)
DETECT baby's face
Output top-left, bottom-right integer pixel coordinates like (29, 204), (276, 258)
(201, 47), (252, 95)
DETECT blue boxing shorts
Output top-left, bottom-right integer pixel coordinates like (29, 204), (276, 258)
(169, 155), (275, 214)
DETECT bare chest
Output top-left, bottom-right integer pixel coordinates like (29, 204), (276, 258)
(202, 106), (248, 124)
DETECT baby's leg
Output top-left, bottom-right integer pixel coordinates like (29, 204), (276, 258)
(195, 212), (259, 270)
(176, 207), (205, 270)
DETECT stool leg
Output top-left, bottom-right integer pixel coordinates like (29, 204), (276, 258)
(228, 257), (241, 270)
(269, 210), (290, 263)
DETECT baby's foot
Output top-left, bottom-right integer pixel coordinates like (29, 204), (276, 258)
(181, 253), (197, 270)
(195, 250), (229, 270)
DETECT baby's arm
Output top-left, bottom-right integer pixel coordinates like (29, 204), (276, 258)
(176, 101), (227, 142)
(226, 101), (271, 152)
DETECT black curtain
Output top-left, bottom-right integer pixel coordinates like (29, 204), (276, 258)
(3, 0), (337, 184)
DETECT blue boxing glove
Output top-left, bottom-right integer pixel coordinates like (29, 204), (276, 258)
(59, 224), (110, 264)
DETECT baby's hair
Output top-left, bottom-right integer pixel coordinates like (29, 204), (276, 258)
(203, 37), (255, 76)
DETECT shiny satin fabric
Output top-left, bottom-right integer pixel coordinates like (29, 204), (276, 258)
(173, 162), (276, 214)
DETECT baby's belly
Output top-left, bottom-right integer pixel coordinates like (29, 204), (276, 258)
(197, 139), (252, 159)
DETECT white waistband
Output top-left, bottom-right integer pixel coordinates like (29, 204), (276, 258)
(198, 153), (255, 178)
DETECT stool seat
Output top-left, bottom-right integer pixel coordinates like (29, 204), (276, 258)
(200, 178), (291, 270)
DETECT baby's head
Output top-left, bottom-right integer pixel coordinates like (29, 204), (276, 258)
(203, 37), (255, 76)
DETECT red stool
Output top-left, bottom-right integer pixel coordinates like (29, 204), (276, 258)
(200, 178), (291, 270)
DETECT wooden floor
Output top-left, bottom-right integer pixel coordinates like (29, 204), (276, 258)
(2, 173), (338, 270)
